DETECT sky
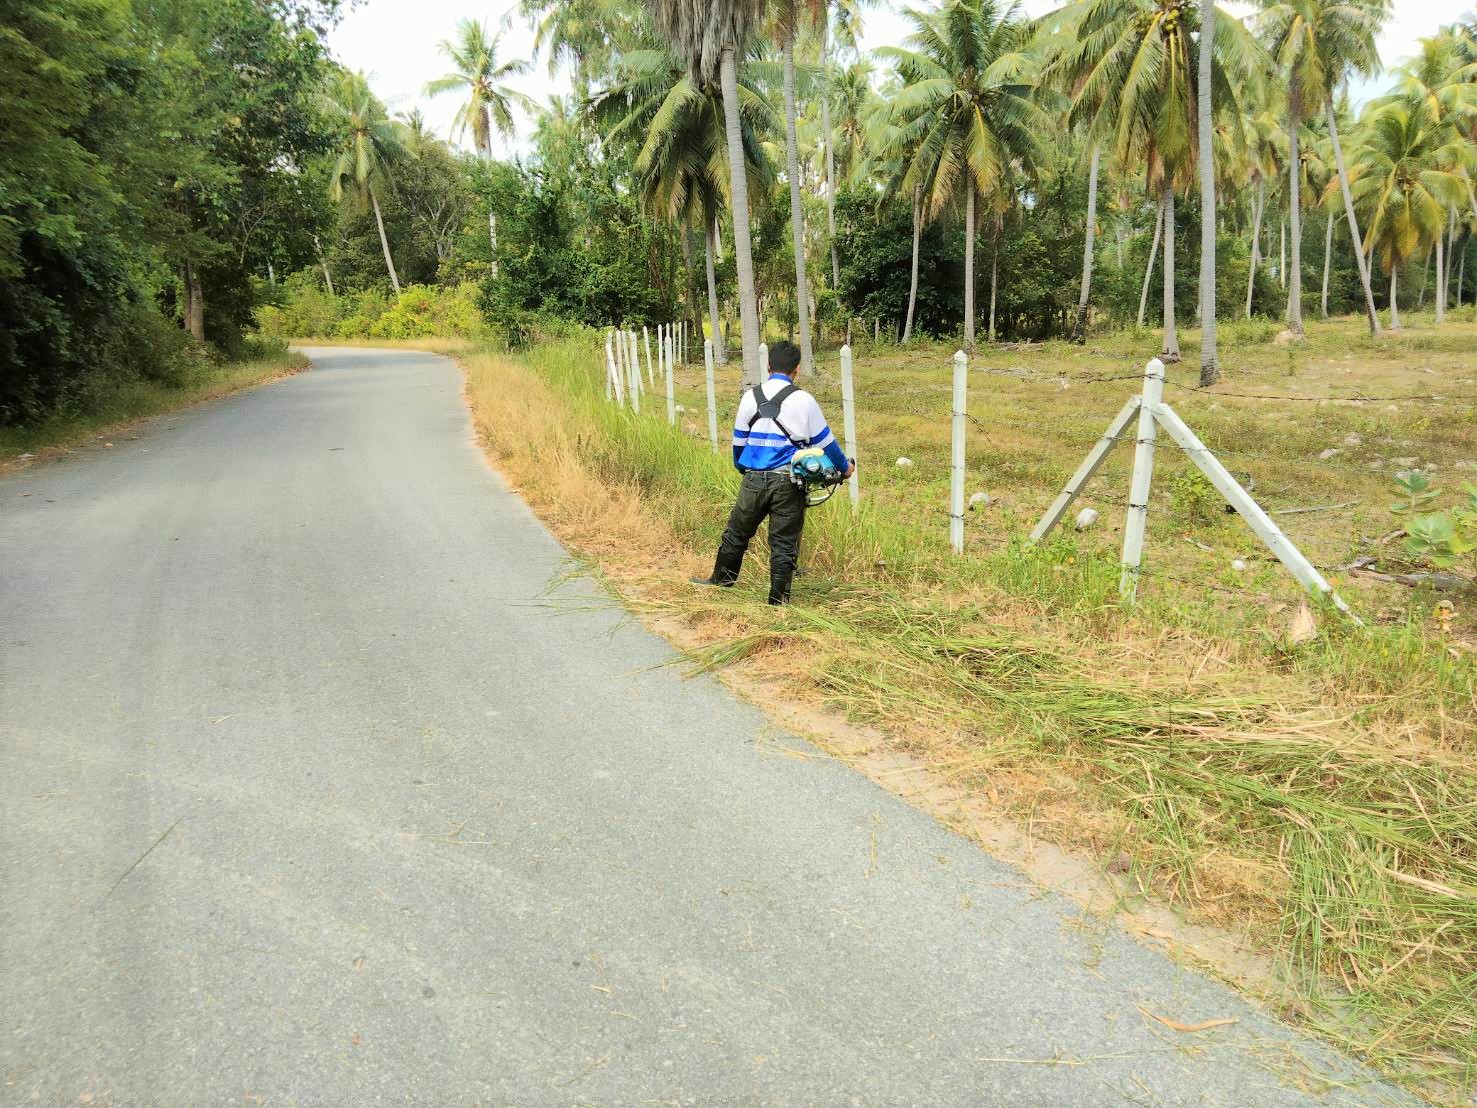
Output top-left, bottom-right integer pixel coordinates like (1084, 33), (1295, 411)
(327, 0), (1475, 157)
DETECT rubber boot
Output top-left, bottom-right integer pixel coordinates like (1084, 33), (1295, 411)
(692, 548), (743, 587)
(767, 571), (794, 606)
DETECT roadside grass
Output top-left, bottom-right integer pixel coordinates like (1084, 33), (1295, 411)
(461, 314), (1475, 1097)
(0, 344), (306, 470)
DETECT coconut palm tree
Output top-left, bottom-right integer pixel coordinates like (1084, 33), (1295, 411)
(592, 44), (776, 366)
(1197, 0), (1218, 382)
(1260, 0), (1390, 337)
(1352, 95), (1468, 330)
(1239, 105), (1284, 316)
(775, 0), (823, 375)
(649, 0), (769, 384)
(426, 19), (533, 158)
(521, 0), (632, 94)
(880, 0), (1050, 349)
(323, 71), (407, 295)
(866, 84), (926, 340)
(1048, 0), (1257, 364)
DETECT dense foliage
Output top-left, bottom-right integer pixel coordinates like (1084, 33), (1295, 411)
(11, 0), (1477, 419)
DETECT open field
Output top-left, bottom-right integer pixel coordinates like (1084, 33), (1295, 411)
(0, 347), (307, 473)
(454, 313), (1476, 1098)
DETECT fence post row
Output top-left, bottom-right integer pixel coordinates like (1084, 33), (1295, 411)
(839, 343), (859, 508)
(950, 350), (968, 556)
(642, 325), (654, 389)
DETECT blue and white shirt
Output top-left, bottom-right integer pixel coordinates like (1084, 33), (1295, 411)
(732, 375), (850, 473)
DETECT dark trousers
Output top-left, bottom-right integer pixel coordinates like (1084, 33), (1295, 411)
(711, 470), (806, 604)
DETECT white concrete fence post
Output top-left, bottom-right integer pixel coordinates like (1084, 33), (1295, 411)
(642, 326), (654, 389)
(704, 339), (719, 451)
(950, 350), (968, 555)
(758, 342), (768, 377)
(665, 330), (676, 425)
(629, 330), (642, 399)
(625, 330), (641, 414)
(605, 331), (624, 408)
(1119, 357), (1165, 600)
(839, 343), (859, 508)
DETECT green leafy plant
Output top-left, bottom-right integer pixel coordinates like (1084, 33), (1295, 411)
(1390, 469), (1440, 513)
(1169, 468), (1220, 523)
(1394, 479), (1477, 581)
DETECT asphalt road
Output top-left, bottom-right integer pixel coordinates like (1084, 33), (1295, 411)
(1, 347), (1403, 1105)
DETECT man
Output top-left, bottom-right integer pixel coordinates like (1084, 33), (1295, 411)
(692, 341), (854, 605)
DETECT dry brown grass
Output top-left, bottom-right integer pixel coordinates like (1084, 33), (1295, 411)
(454, 320), (1475, 1098)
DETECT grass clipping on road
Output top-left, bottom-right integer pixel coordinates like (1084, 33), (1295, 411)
(463, 332), (1475, 1094)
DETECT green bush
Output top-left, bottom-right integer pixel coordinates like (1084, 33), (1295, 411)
(255, 274), (487, 341)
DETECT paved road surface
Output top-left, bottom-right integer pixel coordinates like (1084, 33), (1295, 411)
(2, 348), (1401, 1105)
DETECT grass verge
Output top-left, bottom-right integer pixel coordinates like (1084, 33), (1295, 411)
(0, 344), (306, 471)
(460, 328), (1474, 1099)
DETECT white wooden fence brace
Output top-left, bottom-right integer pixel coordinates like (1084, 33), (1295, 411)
(1119, 358), (1165, 600)
(839, 343), (859, 507)
(1028, 357), (1358, 620)
(642, 326), (654, 388)
(950, 350), (968, 555)
(664, 331), (676, 425)
(704, 338), (719, 451)
(605, 332), (624, 407)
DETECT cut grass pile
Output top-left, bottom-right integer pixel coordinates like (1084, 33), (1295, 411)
(461, 316), (1476, 1096)
(0, 344), (306, 468)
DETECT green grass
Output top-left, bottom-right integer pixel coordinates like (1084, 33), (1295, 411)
(0, 345), (305, 467)
(474, 317), (1477, 1097)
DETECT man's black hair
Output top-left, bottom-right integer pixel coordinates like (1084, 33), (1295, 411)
(769, 340), (801, 375)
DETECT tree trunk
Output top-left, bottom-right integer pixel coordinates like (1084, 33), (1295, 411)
(1320, 209), (1333, 318)
(820, 48), (840, 294)
(719, 46), (761, 385)
(1138, 193), (1164, 329)
(1418, 244), (1431, 309)
(1073, 143), (1101, 342)
(370, 189), (401, 295)
(1445, 205), (1457, 306)
(1285, 102), (1303, 336)
(1279, 216), (1286, 289)
(1435, 232), (1445, 324)
(1116, 219), (1126, 269)
(1389, 265), (1399, 330)
(1327, 100), (1380, 335)
(182, 260), (205, 342)
(681, 220), (702, 351)
(1198, 0), (1218, 384)
(903, 184), (922, 342)
(963, 185), (976, 349)
(781, 33), (815, 377)
(704, 219), (727, 365)
(313, 234), (335, 297)
(484, 105), (500, 278)
(1162, 184), (1180, 361)
(1459, 235), (1467, 306)
(1245, 177), (1264, 318)
(988, 213), (1000, 344)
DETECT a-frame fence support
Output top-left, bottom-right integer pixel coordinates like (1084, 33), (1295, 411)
(1030, 358), (1358, 622)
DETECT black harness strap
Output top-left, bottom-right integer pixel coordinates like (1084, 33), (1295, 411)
(746, 383), (803, 447)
